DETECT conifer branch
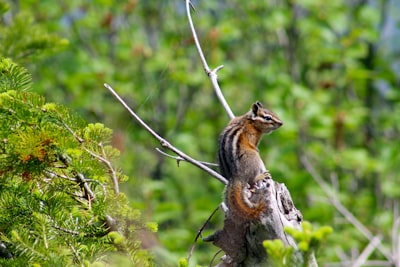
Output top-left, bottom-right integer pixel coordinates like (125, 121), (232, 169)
(1, 58), (149, 264)
(45, 170), (75, 181)
(59, 120), (84, 143)
(69, 242), (83, 264)
(83, 145), (120, 194)
(52, 224), (81, 236)
(76, 173), (96, 202)
(56, 116), (120, 194)
(12, 232), (48, 261)
(99, 142), (119, 194)
(45, 170), (107, 202)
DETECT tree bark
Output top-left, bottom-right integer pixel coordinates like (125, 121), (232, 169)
(205, 175), (317, 267)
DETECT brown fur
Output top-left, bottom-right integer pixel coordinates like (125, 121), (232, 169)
(218, 102), (282, 219)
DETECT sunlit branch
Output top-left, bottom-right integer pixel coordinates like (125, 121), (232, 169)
(185, 0), (234, 119)
(155, 148), (218, 167)
(104, 83), (228, 185)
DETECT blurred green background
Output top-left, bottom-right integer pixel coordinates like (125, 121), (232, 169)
(2, 0), (400, 266)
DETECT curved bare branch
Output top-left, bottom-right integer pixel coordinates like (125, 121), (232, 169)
(104, 83), (228, 185)
(155, 148), (218, 167)
(185, 0), (234, 120)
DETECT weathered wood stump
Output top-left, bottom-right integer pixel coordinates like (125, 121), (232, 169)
(205, 174), (317, 267)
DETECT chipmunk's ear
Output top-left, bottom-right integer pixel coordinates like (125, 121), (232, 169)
(251, 101), (263, 116)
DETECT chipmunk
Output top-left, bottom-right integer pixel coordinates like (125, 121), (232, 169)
(218, 101), (282, 219)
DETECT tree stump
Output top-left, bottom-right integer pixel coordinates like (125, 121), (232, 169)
(205, 173), (318, 267)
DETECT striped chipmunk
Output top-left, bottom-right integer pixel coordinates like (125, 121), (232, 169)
(218, 101), (282, 219)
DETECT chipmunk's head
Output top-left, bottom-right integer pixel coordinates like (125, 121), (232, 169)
(250, 101), (283, 134)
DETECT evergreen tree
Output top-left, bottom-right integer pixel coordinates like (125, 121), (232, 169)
(0, 58), (154, 267)
(0, 2), (155, 265)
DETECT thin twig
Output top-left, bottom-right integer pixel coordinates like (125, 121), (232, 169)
(83, 145), (120, 194)
(53, 225), (81, 236)
(104, 83), (228, 185)
(155, 148), (219, 167)
(99, 142), (120, 194)
(300, 155), (394, 263)
(45, 170), (76, 181)
(209, 249), (223, 267)
(75, 173), (96, 204)
(188, 205), (220, 263)
(45, 170), (107, 202)
(185, 0), (234, 119)
(185, 0), (209, 75)
(60, 120), (84, 143)
(187, 0), (196, 12)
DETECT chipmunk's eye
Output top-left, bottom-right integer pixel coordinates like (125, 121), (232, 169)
(264, 115), (272, 121)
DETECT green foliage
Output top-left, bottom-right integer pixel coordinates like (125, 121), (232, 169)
(178, 257), (189, 267)
(0, 58), (32, 91)
(284, 222), (333, 252)
(263, 239), (294, 267)
(263, 222), (332, 266)
(0, 59), (154, 266)
(0, 10), (68, 64)
(0, 1), (9, 15)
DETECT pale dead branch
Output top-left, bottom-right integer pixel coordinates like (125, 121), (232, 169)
(185, 0), (234, 119)
(155, 148), (218, 167)
(104, 83), (228, 185)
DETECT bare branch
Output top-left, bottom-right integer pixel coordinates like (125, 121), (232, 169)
(104, 83), (228, 185)
(155, 148), (219, 167)
(185, 0), (234, 119)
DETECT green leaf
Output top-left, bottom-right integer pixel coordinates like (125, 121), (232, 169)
(0, 58), (32, 92)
